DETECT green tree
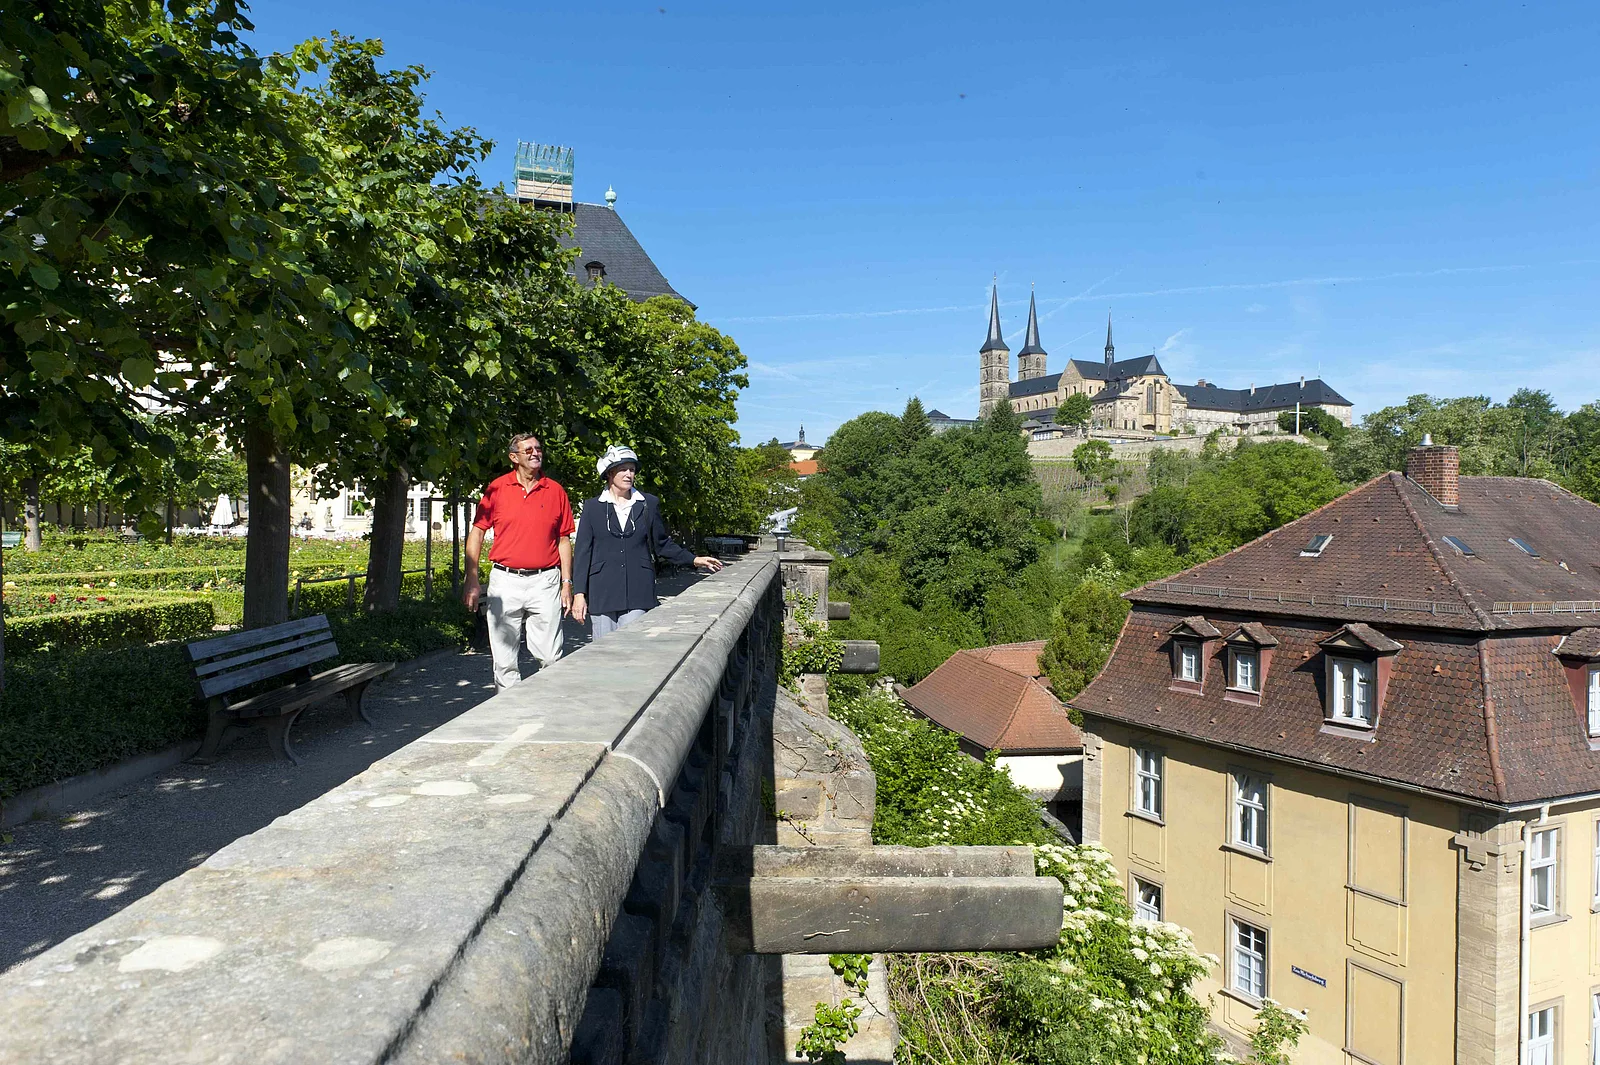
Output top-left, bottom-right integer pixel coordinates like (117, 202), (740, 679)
(1072, 439), (1116, 482)
(1277, 405), (1347, 441)
(1038, 580), (1130, 710)
(728, 440), (801, 534)
(899, 396), (932, 449)
(1058, 391), (1092, 431)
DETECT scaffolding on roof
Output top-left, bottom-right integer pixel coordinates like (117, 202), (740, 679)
(513, 142), (574, 207)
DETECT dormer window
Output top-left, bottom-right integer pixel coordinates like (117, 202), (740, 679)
(1330, 658), (1375, 724)
(1167, 616), (1221, 692)
(1232, 649), (1259, 692)
(1223, 622), (1277, 705)
(1552, 629), (1600, 743)
(1318, 623), (1402, 733)
(1179, 643), (1201, 681)
(1588, 666), (1600, 736)
(585, 261), (606, 281)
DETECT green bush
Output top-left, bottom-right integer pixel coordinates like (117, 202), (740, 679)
(6, 598), (217, 654)
(326, 600), (474, 664)
(290, 567), (451, 616)
(0, 644), (204, 799)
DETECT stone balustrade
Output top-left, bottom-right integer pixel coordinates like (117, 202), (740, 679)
(0, 554), (784, 1065)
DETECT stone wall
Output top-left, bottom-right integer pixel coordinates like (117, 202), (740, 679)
(0, 556), (790, 1065)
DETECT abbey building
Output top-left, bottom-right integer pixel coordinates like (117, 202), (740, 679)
(977, 284), (1354, 436)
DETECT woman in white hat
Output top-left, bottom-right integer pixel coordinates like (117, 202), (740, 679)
(570, 445), (724, 637)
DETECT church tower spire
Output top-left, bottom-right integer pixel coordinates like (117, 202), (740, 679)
(1103, 312), (1115, 371)
(1017, 286), (1047, 381)
(978, 279), (1011, 416)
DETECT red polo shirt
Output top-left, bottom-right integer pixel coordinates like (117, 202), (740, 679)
(472, 472), (575, 570)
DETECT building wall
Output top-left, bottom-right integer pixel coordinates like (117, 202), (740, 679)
(1517, 798), (1600, 1065)
(995, 753), (1083, 800)
(1090, 720), (1461, 1065)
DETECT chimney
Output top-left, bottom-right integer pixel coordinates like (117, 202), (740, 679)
(1250, 383), (1256, 395)
(1405, 437), (1460, 507)
(1299, 375), (1305, 389)
(1196, 378), (1207, 387)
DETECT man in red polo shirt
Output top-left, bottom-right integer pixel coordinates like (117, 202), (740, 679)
(463, 432), (576, 690)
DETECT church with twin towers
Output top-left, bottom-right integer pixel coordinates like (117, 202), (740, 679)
(976, 282), (1354, 436)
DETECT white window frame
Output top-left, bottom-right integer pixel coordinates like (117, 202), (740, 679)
(1330, 656), (1376, 725)
(1134, 748), (1164, 820)
(1593, 821), (1600, 912)
(1591, 992), (1598, 1065)
(1588, 666), (1600, 736)
(1232, 772), (1269, 853)
(1530, 826), (1559, 916)
(1528, 1004), (1556, 1065)
(1132, 877), (1163, 922)
(1178, 643), (1201, 682)
(1230, 918), (1268, 1001)
(1231, 648), (1260, 693)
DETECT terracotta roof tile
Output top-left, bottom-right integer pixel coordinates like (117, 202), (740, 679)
(1554, 628), (1600, 660)
(970, 640), (1047, 678)
(902, 646), (1081, 754)
(1129, 473), (1600, 632)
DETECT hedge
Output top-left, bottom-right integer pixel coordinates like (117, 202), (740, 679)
(0, 599), (474, 800)
(6, 598), (217, 655)
(291, 567), (451, 615)
(4, 566), (246, 590)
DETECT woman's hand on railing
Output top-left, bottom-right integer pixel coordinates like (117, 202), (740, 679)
(693, 555), (724, 573)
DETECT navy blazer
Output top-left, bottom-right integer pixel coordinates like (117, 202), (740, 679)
(571, 491), (697, 616)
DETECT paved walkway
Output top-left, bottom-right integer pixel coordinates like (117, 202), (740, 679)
(0, 567), (717, 973)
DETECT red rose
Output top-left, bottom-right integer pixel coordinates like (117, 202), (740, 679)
(48, 594), (57, 604)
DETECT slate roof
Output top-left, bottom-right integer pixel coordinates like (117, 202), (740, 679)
(1130, 473), (1600, 632)
(1009, 373), (1063, 399)
(901, 642), (1083, 754)
(1075, 467), (1600, 805)
(561, 203), (689, 305)
(1073, 354), (1167, 382)
(1018, 293), (1047, 357)
(1174, 378), (1351, 413)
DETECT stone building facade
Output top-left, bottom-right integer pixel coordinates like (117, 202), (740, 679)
(1070, 443), (1600, 1064)
(976, 283), (1354, 435)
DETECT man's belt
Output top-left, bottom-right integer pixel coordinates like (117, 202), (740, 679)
(491, 562), (559, 577)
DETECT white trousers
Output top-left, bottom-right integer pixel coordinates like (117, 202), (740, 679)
(485, 567), (563, 690)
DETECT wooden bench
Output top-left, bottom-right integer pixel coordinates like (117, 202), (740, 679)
(185, 616), (394, 764)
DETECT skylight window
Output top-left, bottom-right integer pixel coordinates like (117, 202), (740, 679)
(1442, 536), (1475, 557)
(1301, 534), (1333, 558)
(1509, 537), (1540, 558)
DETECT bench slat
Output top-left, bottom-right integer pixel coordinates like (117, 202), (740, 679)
(224, 661), (395, 719)
(199, 644), (339, 699)
(187, 616), (331, 662)
(193, 632), (337, 678)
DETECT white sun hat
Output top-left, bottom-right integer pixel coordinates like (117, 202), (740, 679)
(597, 445), (640, 479)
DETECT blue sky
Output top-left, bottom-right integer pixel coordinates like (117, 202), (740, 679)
(249, 1), (1600, 446)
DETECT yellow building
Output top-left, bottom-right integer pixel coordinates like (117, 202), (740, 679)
(1071, 442), (1600, 1065)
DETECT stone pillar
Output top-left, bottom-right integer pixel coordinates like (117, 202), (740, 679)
(768, 687), (894, 1062)
(1079, 728), (1104, 845)
(779, 549), (832, 634)
(1452, 811), (1524, 1065)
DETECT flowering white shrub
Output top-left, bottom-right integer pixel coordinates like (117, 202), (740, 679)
(833, 688), (1304, 1064)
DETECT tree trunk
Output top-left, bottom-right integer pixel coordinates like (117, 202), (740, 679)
(243, 423), (292, 629)
(166, 498), (175, 544)
(363, 462), (411, 613)
(23, 478), (41, 551)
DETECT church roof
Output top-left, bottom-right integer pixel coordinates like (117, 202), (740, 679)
(1175, 378), (1352, 413)
(980, 283), (1009, 353)
(1018, 292), (1047, 357)
(1008, 372), (1063, 398)
(561, 203), (690, 306)
(1069, 354), (1167, 381)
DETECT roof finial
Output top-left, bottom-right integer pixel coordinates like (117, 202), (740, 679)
(980, 278), (1008, 354)
(605, 185), (617, 209)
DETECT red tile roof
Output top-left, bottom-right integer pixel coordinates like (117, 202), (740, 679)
(901, 643), (1081, 754)
(1076, 468), (1600, 805)
(1131, 473), (1600, 632)
(789, 460), (820, 476)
